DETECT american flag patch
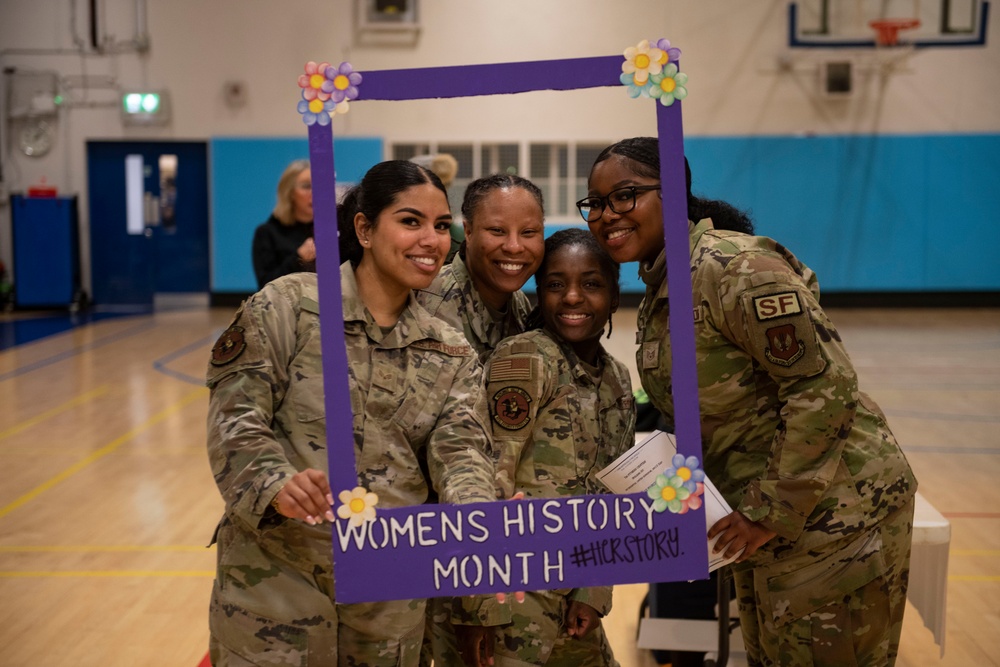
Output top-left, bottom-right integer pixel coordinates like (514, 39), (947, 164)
(489, 357), (532, 382)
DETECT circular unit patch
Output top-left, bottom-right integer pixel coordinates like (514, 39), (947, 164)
(492, 386), (532, 430)
(211, 326), (247, 366)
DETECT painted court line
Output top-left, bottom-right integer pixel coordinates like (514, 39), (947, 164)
(0, 386), (110, 443)
(0, 318), (157, 383)
(152, 331), (221, 386)
(0, 387), (208, 520)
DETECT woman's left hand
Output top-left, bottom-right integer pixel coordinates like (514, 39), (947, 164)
(707, 511), (777, 563)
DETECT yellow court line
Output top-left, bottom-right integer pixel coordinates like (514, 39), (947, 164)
(948, 575), (1000, 582)
(0, 545), (213, 553)
(0, 570), (214, 578)
(0, 386), (208, 520)
(0, 385), (110, 442)
(950, 549), (1000, 557)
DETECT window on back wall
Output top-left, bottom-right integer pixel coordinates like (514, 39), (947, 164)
(390, 141), (610, 221)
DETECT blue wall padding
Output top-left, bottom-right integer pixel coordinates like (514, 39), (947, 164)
(210, 136), (383, 292)
(684, 134), (1000, 292)
(209, 134), (998, 294)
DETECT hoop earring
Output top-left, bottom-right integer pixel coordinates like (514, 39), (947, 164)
(606, 313), (613, 339)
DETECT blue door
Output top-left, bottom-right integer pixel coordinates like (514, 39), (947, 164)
(87, 141), (209, 306)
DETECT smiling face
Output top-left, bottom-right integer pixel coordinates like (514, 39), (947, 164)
(291, 168), (313, 222)
(537, 243), (618, 364)
(463, 187), (544, 311)
(355, 182), (453, 294)
(586, 155), (665, 265)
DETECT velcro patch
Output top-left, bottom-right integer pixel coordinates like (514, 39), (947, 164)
(641, 341), (660, 370)
(210, 326), (247, 366)
(492, 387), (532, 430)
(763, 324), (806, 367)
(489, 357), (532, 382)
(752, 292), (802, 321)
(416, 340), (471, 357)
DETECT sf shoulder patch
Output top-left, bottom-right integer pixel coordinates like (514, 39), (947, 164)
(211, 326), (247, 366)
(492, 386), (532, 430)
(752, 291), (802, 321)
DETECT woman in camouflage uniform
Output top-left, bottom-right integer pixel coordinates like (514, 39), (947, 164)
(418, 173), (546, 666)
(581, 137), (917, 667)
(416, 173), (545, 362)
(206, 160), (497, 667)
(453, 229), (635, 667)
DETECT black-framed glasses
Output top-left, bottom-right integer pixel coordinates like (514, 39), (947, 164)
(575, 185), (661, 222)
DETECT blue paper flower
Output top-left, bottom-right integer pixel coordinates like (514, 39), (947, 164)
(297, 93), (336, 126)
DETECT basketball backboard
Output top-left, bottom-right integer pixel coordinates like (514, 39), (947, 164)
(788, 0), (989, 47)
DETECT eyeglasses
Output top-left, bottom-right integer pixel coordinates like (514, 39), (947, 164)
(575, 185), (661, 223)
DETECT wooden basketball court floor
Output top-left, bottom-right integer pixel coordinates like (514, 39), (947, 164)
(0, 305), (996, 666)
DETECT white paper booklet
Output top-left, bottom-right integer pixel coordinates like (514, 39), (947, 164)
(596, 430), (742, 571)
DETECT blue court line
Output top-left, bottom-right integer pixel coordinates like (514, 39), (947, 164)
(152, 331), (221, 386)
(904, 445), (999, 455)
(0, 318), (157, 383)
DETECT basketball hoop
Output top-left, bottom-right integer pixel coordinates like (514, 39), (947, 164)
(869, 18), (921, 46)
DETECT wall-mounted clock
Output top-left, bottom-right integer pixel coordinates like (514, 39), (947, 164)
(19, 119), (54, 157)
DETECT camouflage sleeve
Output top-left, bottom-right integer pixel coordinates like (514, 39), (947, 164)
(205, 284), (300, 533)
(483, 341), (551, 500)
(569, 586), (613, 617)
(450, 594), (515, 627)
(425, 351), (497, 506)
(717, 252), (858, 541)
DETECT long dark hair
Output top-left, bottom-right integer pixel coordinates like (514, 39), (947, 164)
(527, 228), (620, 331)
(590, 137), (754, 235)
(337, 160), (448, 266)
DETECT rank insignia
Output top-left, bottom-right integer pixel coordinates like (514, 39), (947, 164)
(492, 387), (532, 430)
(764, 324), (805, 366)
(211, 326), (247, 366)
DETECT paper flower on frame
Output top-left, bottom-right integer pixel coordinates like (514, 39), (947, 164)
(649, 63), (688, 107)
(622, 39), (665, 86)
(328, 62), (363, 103)
(297, 94), (337, 126)
(298, 61), (335, 102)
(648, 454), (706, 514)
(619, 71), (651, 98)
(336, 486), (379, 527)
(650, 38), (682, 66)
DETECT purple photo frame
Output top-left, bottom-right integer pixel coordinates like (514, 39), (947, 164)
(304, 50), (706, 604)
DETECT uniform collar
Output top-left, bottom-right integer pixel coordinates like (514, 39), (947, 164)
(340, 261), (446, 347)
(638, 218), (715, 293)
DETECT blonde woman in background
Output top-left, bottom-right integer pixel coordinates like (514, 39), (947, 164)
(251, 159), (315, 289)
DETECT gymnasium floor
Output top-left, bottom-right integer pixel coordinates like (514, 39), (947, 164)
(0, 304), (997, 666)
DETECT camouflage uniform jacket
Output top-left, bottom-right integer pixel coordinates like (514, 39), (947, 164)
(417, 255), (533, 362)
(484, 329), (636, 618)
(206, 270), (496, 639)
(636, 219), (916, 619)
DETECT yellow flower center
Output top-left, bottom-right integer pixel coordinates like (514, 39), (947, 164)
(349, 498), (366, 513)
(677, 467), (691, 481)
(657, 51), (669, 65)
(334, 74), (350, 90)
(660, 77), (677, 93)
(310, 74), (325, 89)
(635, 54), (651, 69)
(660, 486), (677, 502)
(308, 99), (324, 113)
